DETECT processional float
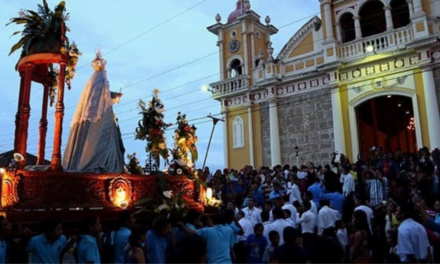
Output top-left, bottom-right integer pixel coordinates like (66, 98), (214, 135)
(0, 1), (213, 224)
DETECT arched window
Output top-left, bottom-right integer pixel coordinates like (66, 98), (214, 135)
(359, 0), (386, 38)
(390, 0), (410, 29)
(340, 13), (356, 43)
(232, 116), (245, 148)
(230, 59), (242, 78)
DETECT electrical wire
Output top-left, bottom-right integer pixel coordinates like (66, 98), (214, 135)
(25, 63), (440, 153)
(0, 0), (427, 128)
(4, 1), (436, 150)
(0, 0), (209, 109)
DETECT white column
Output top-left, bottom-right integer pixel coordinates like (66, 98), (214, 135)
(321, 0), (334, 40)
(222, 106), (229, 168)
(432, 0), (440, 16)
(268, 99), (281, 166)
(247, 104), (255, 166)
(335, 22), (342, 43)
(331, 87), (346, 155)
(407, 0), (414, 16)
(242, 21), (249, 75)
(250, 24), (255, 70)
(384, 6), (394, 31)
(412, 0), (423, 15)
(218, 29), (225, 81)
(354, 16), (362, 39)
(422, 68), (440, 149)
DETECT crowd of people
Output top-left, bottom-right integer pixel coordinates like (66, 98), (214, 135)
(203, 147), (440, 263)
(0, 147), (439, 263)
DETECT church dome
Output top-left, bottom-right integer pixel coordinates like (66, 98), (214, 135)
(228, 0), (247, 24)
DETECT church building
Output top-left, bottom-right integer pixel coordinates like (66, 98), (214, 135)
(207, 0), (440, 169)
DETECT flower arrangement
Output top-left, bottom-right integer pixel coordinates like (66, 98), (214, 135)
(155, 190), (187, 218)
(6, 0), (69, 57)
(61, 41), (81, 90)
(169, 112), (198, 176)
(48, 64), (59, 106)
(135, 89), (173, 168)
(7, 1), (81, 97)
(125, 153), (144, 175)
(134, 190), (188, 220)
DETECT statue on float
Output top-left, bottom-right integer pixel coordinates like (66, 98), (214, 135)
(63, 50), (125, 173)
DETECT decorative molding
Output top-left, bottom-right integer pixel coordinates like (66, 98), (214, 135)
(337, 54), (420, 82)
(233, 116), (245, 148)
(335, 8), (356, 21)
(0, 171), (203, 210)
(276, 16), (322, 61)
(223, 74), (329, 108)
(1, 171), (20, 207)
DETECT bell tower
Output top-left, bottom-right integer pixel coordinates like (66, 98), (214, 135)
(207, 0), (278, 168)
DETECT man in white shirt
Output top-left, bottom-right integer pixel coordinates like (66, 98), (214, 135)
(237, 211), (254, 241)
(304, 191), (318, 215)
(341, 167), (355, 197)
(317, 199), (340, 235)
(297, 201), (317, 255)
(282, 201), (297, 225)
(241, 197), (262, 227)
(354, 198), (374, 233)
(289, 179), (303, 205)
(396, 202), (430, 263)
(263, 207), (290, 245)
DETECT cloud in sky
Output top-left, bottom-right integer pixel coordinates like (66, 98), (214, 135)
(0, 0), (319, 170)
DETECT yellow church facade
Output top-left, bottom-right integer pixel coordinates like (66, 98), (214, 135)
(207, 0), (440, 169)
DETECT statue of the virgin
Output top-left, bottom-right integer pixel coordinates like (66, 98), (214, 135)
(63, 50), (125, 173)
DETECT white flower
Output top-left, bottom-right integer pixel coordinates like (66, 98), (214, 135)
(158, 204), (170, 211)
(176, 159), (187, 166)
(18, 9), (27, 18)
(163, 190), (173, 199)
(176, 168), (183, 175)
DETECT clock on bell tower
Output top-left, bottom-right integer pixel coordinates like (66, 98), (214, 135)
(207, 0), (278, 169)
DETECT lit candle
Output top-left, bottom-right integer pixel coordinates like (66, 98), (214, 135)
(206, 188), (213, 199)
(115, 186), (127, 203)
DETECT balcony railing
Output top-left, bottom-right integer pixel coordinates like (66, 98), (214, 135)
(210, 75), (250, 96)
(338, 26), (413, 59)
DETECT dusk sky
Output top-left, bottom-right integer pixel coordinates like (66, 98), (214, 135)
(0, 0), (320, 170)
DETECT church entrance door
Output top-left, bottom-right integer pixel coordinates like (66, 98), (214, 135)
(355, 95), (417, 159)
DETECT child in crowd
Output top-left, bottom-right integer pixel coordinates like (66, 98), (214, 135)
(245, 223), (268, 263)
(262, 230), (279, 263)
(335, 219), (349, 262)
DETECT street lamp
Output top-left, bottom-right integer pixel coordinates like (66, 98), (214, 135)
(202, 114), (224, 170)
(365, 44), (376, 54)
(201, 85), (214, 93)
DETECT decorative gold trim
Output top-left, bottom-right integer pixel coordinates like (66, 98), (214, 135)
(108, 175), (133, 209)
(1, 171), (20, 208)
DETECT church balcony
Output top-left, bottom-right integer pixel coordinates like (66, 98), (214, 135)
(338, 26), (413, 60)
(209, 75), (251, 99)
